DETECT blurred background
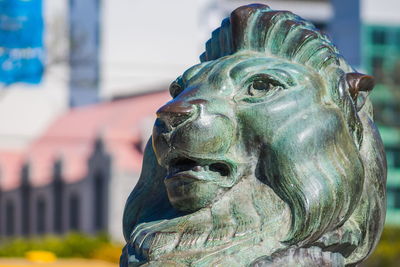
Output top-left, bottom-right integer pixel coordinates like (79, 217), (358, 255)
(0, 0), (398, 266)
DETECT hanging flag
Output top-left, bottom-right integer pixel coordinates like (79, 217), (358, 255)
(0, 0), (44, 85)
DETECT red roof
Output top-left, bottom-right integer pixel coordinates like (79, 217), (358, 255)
(0, 91), (171, 190)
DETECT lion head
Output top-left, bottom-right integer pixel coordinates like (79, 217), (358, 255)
(121, 4), (386, 267)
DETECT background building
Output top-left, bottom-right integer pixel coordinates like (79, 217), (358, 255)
(0, 91), (170, 241)
(361, 0), (400, 225)
(0, 0), (208, 242)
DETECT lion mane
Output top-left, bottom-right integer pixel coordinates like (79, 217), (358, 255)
(122, 4), (386, 266)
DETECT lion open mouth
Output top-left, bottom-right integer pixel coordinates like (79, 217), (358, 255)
(166, 157), (231, 182)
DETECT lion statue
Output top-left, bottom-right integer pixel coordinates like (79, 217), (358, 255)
(121, 4), (386, 267)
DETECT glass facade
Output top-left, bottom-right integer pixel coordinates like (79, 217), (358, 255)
(363, 24), (400, 225)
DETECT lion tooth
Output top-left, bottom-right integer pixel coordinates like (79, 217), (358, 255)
(193, 166), (202, 172)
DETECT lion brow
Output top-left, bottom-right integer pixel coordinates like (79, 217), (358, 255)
(229, 60), (297, 86)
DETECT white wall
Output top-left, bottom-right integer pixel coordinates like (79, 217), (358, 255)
(108, 170), (140, 242)
(0, 0), (69, 149)
(100, 0), (333, 99)
(362, 0), (400, 25)
(101, 0), (209, 99)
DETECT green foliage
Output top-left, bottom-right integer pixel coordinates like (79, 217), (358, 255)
(362, 226), (400, 267)
(0, 232), (122, 262)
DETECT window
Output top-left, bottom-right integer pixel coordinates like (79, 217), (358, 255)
(371, 29), (387, 45)
(386, 149), (395, 168)
(387, 187), (400, 209)
(69, 194), (80, 231)
(36, 197), (46, 234)
(393, 60), (400, 85)
(371, 56), (385, 82)
(396, 31), (400, 47)
(94, 172), (105, 231)
(394, 188), (400, 209)
(53, 180), (63, 233)
(394, 148), (400, 168)
(21, 176), (31, 236)
(386, 147), (400, 168)
(5, 200), (15, 236)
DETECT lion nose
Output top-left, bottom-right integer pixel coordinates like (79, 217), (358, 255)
(156, 100), (196, 128)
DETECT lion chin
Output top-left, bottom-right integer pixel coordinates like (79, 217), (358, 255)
(121, 4), (386, 267)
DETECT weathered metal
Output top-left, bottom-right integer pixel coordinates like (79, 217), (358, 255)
(121, 4), (387, 266)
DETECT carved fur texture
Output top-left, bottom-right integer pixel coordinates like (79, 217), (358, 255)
(121, 4), (386, 267)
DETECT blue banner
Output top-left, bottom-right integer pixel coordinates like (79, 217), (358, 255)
(0, 0), (44, 85)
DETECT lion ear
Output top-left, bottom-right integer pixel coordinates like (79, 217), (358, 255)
(345, 72), (375, 111)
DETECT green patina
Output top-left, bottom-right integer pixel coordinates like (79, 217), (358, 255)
(120, 4), (386, 267)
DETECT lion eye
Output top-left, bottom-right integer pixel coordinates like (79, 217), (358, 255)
(249, 79), (270, 93)
(247, 76), (284, 97)
(169, 81), (184, 98)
